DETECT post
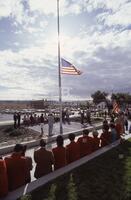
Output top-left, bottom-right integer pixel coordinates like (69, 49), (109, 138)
(57, 0), (63, 134)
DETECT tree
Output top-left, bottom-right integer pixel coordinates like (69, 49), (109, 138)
(67, 174), (77, 200)
(91, 90), (108, 104)
(111, 93), (131, 104)
(20, 194), (31, 200)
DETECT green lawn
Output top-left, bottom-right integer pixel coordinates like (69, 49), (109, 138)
(23, 139), (131, 200)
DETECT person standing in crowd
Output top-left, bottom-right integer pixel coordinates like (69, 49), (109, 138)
(17, 112), (21, 128)
(48, 113), (54, 136)
(22, 145), (33, 183)
(100, 128), (111, 147)
(0, 157), (8, 197)
(66, 133), (80, 164)
(80, 110), (84, 125)
(13, 112), (17, 129)
(5, 144), (28, 191)
(40, 114), (45, 137)
(34, 139), (54, 179)
(23, 114), (27, 126)
(124, 114), (128, 131)
(115, 115), (124, 138)
(77, 129), (93, 157)
(86, 109), (91, 125)
(104, 110), (107, 117)
(52, 135), (66, 170)
(129, 124), (131, 133)
(103, 117), (109, 131)
(30, 114), (34, 126)
(110, 115), (115, 125)
(110, 124), (117, 143)
(34, 114), (37, 124)
(92, 130), (100, 152)
(65, 108), (70, 125)
(119, 112), (125, 134)
(62, 109), (66, 124)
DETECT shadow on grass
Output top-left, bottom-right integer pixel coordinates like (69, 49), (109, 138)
(29, 140), (131, 200)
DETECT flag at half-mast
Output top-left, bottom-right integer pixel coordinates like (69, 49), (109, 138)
(61, 58), (82, 75)
(112, 100), (120, 113)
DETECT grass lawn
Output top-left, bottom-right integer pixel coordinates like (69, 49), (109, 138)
(24, 139), (131, 200)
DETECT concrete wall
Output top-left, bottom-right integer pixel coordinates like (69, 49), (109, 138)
(0, 124), (102, 156)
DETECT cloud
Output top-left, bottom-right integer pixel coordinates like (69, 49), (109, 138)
(28, 0), (84, 16)
(59, 30), (131, 98)
(0, 0), (14, 18)
(0, 0), (26, 24)
(86, 0), (127, 12)
(0, 24), (131, 99)
(0, 45), (58, 100)
(96, 1), (131, 27)
(0, 0), (48, 34)
(0, 1), (131, 100)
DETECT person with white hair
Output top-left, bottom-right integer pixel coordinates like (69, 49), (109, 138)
(48, 113), (54, 136)
(39, 114), (45, 137)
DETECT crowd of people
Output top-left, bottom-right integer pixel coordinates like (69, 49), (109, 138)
(13, 113), (55, 127)
(80, 109), (92, 125)
(0, 113), (128, 198)
(62, 108), (71, 124)
(13, 112), (55, 137)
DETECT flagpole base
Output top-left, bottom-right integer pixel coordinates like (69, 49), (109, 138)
(60, 124), (63, 134)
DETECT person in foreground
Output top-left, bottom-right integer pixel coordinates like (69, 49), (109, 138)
(92, 130), (100, 151)
(66, 133), (80, 164)
(77, 129), (93, 157)
(22, 145), (33, 183)
(52, 135), (66, 170)
(0, 157), (8, 197)
(34, 139), (54, 179)
(4, 144), (28, 191)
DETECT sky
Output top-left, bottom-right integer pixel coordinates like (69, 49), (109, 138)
(0, 0), (131, 101)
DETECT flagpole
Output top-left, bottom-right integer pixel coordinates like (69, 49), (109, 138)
(57, 0), (63, 134)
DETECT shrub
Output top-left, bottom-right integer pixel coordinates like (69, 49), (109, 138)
(45, 184), (57, 200)
(20, 194), (31, 200)
(67, 174), (77, 200)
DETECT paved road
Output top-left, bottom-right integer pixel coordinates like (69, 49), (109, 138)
(29, 121), (93, 135)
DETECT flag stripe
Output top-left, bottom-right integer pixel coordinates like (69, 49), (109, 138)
(62, 67), (75, 70)
(61, 66), (77, 74)
(61, 71), (80, 75)
(61, 69), (76, 72)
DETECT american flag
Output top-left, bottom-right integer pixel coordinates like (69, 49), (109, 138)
(61, 58), (82, 75)
(112, 101), (120, 113)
